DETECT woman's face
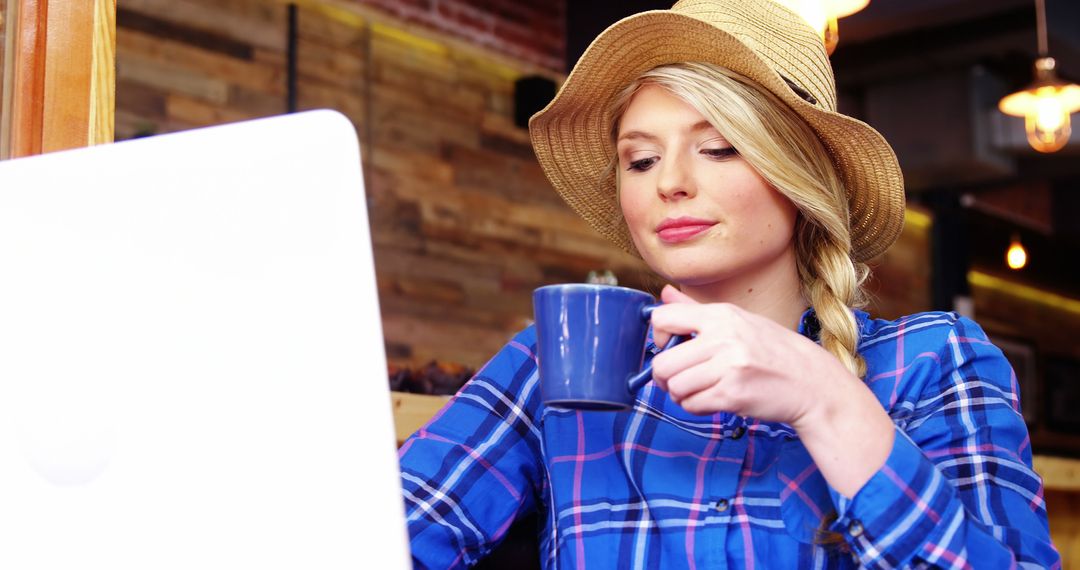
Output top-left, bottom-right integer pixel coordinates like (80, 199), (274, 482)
(616, 85), (799, 289)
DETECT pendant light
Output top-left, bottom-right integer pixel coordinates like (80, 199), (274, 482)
(998, 0), (1080, 153)
(776, 0), (870, 55)
(1006, 234), (1028, 270)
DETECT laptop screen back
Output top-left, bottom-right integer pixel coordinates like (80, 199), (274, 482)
(0, 111), (410, 568)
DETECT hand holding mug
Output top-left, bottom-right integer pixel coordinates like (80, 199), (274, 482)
(647, 285), (855, 428)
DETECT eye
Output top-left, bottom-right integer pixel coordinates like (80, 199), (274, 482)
(702, 147), (738, 160)
(627, 156), (658, 172)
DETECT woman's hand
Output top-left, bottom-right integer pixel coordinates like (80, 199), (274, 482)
(649, 285), (852, 429)
(650, 285), (895, 497)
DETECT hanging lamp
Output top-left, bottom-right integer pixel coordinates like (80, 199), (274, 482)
(998, 0), (1080, 153)
(775, 0), (870, 55)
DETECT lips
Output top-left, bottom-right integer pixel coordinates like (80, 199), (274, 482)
(655, 216), (717, 244)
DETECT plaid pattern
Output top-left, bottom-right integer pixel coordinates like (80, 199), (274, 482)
(399, 311), (1060, 569)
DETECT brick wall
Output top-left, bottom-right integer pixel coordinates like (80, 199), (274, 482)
(354, 0), (565, 72)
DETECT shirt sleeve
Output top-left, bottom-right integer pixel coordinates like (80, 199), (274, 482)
(827, 316), (1061, 569)
(397, 327), (545, 569)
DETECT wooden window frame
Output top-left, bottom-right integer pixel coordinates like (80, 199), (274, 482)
(1, 0), (115, 159)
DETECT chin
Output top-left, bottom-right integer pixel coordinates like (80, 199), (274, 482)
(642, 251), (732, 288)
(664, 271), (733, 288)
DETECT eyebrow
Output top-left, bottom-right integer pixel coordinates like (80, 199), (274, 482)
(616, 120), (719, 143)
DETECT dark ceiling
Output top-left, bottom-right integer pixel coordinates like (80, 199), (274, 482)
(568, 0), (1080, 77)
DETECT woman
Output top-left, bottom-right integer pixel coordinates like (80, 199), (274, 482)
(398, 0), (1060, 568)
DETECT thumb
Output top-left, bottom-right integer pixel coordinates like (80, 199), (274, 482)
(652, 285), (696, 348)
(660, 284), (699, 305)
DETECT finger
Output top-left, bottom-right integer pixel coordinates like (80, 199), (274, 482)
(652, 324), (674, 350)
(649, 304), (695, 349)
(650, 337), (719, 387)
(660, 284), (700, 305)
(652, 287), (697, 347)
(676, 381), (731, 416)
(664, 362), (724, 404)
(650, 302), (729, 337)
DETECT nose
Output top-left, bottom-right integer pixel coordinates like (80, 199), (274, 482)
(656, 152), (695, 202)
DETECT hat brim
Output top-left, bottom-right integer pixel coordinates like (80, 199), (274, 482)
(529, 10), (904, 262)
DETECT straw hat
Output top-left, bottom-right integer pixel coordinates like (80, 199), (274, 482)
(529, 0), (904, 262)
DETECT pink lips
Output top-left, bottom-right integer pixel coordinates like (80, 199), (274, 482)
(655, 216), (717, 244)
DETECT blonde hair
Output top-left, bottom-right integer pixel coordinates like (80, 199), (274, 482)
(609, 62), (869, 380)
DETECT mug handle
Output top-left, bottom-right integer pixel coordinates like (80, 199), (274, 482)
(627, 304), (686, 393)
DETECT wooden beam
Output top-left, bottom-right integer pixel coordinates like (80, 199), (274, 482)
(1, 0), (48, 158)
(88, 0), (116, 146)
(0, 0), (115, 159)
(40, 0), (94, 151)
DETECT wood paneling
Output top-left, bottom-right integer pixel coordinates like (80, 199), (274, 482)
(115, 3), (285, 135)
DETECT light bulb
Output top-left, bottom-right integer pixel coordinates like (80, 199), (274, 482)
(796, 1), (829, 36)
(774, 0), (869, 55)
(1034, 88), (1066, 131)
(1026, 89), (1072, 152)
(1006, 236), (1028, 270)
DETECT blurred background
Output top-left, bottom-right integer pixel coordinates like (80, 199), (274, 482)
(2, 0), (1079, 564)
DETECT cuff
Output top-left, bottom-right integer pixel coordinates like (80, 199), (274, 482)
(827, 426), (958, 567)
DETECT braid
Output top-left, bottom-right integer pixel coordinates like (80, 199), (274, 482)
(796, 217), (870, 548)
(796, 217), (868, 379)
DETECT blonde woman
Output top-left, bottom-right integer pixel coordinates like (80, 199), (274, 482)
(398, 1), (1060, 568)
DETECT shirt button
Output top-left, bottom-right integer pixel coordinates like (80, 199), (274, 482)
(730, 426), (746, 440)
(714, 499), (730, 512)
(848, 519), (864, 537)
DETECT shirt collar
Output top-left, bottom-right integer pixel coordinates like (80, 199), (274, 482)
(798, 307), (820, 340)
(799, 307), (871, 346)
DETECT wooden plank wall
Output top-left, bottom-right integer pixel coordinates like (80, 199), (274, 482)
(112, 0), (647, 370)
(114, 0), (289, 136)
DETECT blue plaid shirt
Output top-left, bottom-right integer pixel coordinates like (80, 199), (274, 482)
(399, 310), (1060, 568)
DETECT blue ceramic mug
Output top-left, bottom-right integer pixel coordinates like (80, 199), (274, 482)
(533, 284), (682, 411)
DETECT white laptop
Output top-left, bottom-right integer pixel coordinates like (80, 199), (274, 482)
(0, 111), (411, 568)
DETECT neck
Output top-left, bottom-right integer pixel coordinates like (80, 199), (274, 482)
(677, 247), (807, 331)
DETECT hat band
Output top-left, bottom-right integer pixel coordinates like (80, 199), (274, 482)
(781, 76), (818, 106)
